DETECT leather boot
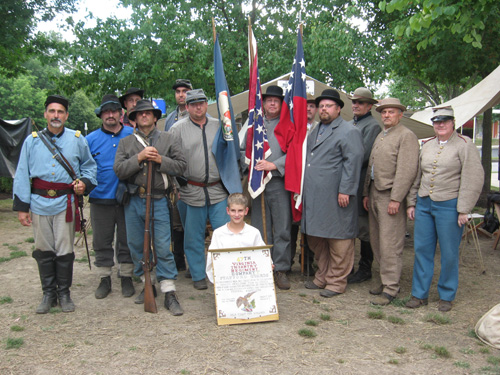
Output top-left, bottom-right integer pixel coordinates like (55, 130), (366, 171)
(95, 276), (112, 299)
(55, 253), (75, 312)
(348, 241), (373, 284)
(172, 230), (186, 271)
(32, 250), (58, 314)
(164, 291), (183, 316)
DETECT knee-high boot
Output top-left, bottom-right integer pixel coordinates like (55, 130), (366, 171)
(32, 250), (58, 314)
(55, 253), (75, 312)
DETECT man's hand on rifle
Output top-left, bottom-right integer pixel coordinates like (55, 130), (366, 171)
(138, 146), (162, 164)
(72, 179), (86, 195)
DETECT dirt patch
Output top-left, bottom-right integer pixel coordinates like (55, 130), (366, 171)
(1, 200), (499, 374)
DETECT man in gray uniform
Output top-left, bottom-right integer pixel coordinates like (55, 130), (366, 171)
(302, 89), (364, 298)
(158, 79), (192, 132)
(347, 87), (381, 284)
(251, 85), (293, 290)
(170, 89), (230, 291)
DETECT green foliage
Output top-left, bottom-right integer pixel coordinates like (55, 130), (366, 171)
(387, 316), (405, 325)
(434, 346), (451, 358)
(454, 361), (470, 369)
(298, 328), (317, 338)
(0, 296), (13, 304)
(388, 359), (399, 364)
(367, 310), (385, 320)
(0, 251), (28, 263)
(25, 237), (34, 243)
(0, 177), (13, 193)
(487, 356), (500, 365)
(305, 319), (318, 326)
(10, 325), (25, 332)
(424, 313), (451, 325)
(320, 314), (331, 321)
(67, 90), (101, 132)
(395, 346), (406, 354)
(5, 337), (24, 349)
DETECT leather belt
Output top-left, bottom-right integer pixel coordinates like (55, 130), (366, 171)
(187, 180), (220, 188)
(137, 187), (166, 195)
(32, 188), (74, 197)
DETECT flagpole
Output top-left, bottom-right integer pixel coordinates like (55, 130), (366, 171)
(248, 18), (268, 245)
(212, 18), (216, 43)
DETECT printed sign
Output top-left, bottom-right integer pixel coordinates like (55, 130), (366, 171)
(210, 245), (279, 325)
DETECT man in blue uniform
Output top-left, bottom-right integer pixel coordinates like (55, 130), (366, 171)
(13, 95), (97, 313)
(87, 94), (134, 299)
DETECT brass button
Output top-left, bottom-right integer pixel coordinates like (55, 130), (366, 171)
(431, 178), (435, 181)
(430, 190), (433, 194)
(430, 184), (434, 187)
(139, 187), (146, 194)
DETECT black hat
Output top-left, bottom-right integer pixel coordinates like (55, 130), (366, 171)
(119, 87), (144, 109)
(127, 99), (162, 121)
(185, 89), (208, 104)
(45, 95), (69, 111)
(94, 94), (122, 117)
(315, 89), (344, 108)
(262, 85), (284, 100)
(172, 79), (193, 90)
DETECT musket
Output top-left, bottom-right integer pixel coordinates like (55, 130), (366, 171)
(76, 184), (91, 270)
(142, 161), (158, 313)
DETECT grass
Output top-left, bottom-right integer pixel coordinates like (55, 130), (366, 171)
(298, 328), (317, 338)
(298, 293), (306, 297)
(49, 307), (62, 314)
(387, 316), (405, 325)
(320, 313), (331, 321)
(391, 295), (410, 307)
(5, 337), (24, 349)
(75, 256), (89, 263)
(0, 250), (28, 263)
(434, 346), (451, 358)
(305, 319), (318, 326)
(8, 245), (19, 251)
(367, 310), (385, 320)
(395, 346), (407, 354)
(10, 325), (24, 332)
(388, 359), (399, 365)
(424, 313), (451, 325)
(487, 356), (500, 365)
(312, 298), (320, 304)
(479, 347), (490, 354)
(454, 361), (470, 368)
(460, 347), (475, 354)
(467, 328), (478, 338)
(420, 342), (433, 350)
(0, 296), (13, 304)
(25, 237), (34, 243)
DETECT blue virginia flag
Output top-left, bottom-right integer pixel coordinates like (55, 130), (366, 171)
(212, 34), (242, 194)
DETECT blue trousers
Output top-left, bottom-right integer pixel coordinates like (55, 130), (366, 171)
(411, 196), (463, 302)
(124, 196), (177, 282)
(177, 199), (229, 282)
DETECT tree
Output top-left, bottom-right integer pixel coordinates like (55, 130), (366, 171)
(67, 90), (101, 133)
(0, 0), (76, 76)
(60, 0), (387, 99)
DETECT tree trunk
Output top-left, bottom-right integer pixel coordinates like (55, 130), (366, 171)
(479, 107), (493, 207)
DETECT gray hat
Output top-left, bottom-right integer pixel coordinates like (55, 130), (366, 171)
(95, 94), (122, 117)
(348, 87), (378, 104)
(376, 97), (406, 113)
(172, 79), (193, 90)
(431, 106), (454, 122)
(186, 89), (208, 104)
(128, 99), (162, 121)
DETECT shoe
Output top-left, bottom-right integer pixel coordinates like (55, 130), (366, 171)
(164, 292), (184, 316)
(185, 269), (192, 279)
(438, 300), (452, 312)
(347, 269), (372, 284)
(95, 276), (112, 299)
(121, 277), (135, 297)
(371, 293), (395, 306)
(135, 285), (157, 304)
(274, 271), (291, 290)
(320, 289), (341, 298)
(32, 250), (58, 314)
(193, 279), (208, 290)
(405, 296), (428, 309)
(304, 280), (323, 290)
(369, 285), (384, 295)
(55, 253), (76, 313)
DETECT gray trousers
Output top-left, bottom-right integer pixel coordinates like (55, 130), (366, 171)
(90, 203), (132, 273)
(32, 210), (75, 256)
(251, 177), (292, 272)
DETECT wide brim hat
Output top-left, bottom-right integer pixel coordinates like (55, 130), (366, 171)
(262, 85), (284, 100)
(348, 87), (378, 104)
(119, 87), (145, 109)
(94, 94), (122, 117)
(172, 79), (193, 90)
(431, 105), (454, 122)
(376, 97), (406, 113)
(128, 99), (162, 121)
(186, 88), (208, 104)
(315, 89), (344, 108)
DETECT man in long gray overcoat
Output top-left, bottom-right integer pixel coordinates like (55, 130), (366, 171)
(301, 89), (364, 298)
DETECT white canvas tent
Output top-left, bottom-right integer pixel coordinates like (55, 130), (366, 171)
(208, 74), (436, 139)
(411, 65), (500, 127)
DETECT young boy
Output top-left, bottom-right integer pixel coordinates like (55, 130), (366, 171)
(206, 193), (266, 283)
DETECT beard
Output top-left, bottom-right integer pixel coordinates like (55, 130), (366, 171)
(50, 119), (63, 128)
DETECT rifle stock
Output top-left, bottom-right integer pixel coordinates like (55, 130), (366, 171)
(143, 161), (157, 313)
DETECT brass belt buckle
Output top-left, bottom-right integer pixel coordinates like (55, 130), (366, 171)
(138, 187), (146, 195)
(47, 189), (57, 197)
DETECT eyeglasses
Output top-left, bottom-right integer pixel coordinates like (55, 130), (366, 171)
(319, 103), (338, 109)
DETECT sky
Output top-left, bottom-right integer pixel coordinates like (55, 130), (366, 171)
(37, 0), (129, 40)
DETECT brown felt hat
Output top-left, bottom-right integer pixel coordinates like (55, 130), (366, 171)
(348, 87), (378, 104)
(128, 99), (161, 121)
(119, 87), (145, 109)
(376, 97), (406, 112)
